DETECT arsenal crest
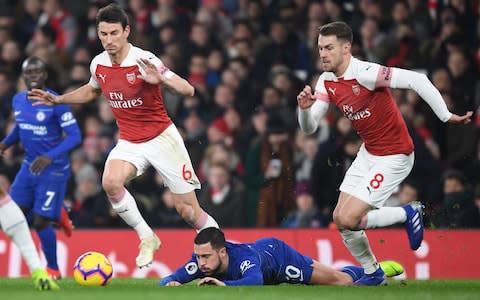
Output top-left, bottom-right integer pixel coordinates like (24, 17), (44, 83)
(126, 72), (136, 84)
(352, 84), (360, 96)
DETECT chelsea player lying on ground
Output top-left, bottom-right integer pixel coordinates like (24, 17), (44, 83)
(160, 228), (403, 286)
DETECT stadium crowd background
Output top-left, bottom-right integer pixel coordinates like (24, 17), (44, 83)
(0, 0), (479, 229)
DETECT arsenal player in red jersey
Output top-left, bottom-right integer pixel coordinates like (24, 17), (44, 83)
(297, 21), (472, 285)
(28, 4), (218, 268)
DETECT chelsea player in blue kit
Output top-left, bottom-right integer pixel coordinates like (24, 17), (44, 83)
(0, 56), (81, 279)
(160, 228), (403, 286)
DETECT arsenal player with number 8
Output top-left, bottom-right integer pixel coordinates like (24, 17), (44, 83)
(297, 21), (473, 285)
(28, 4), (219, 269)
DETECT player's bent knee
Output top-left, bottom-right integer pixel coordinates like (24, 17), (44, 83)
(102, 177), (124, 196)
(32, 215), (51, 231)
(332, 213), (341, 226)
(335, 214), (359, 230)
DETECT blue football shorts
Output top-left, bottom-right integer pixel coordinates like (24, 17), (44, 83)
(10, 164), (69, 221)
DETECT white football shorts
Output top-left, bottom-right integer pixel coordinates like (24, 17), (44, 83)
(339, 144), (414, 208)
(106, 124), (201, 194)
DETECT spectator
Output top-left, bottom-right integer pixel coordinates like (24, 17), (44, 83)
(198, 163), (247, 227)
(181, 109), (208, 168)
(74, 164), (112, 228)
(432, 169), (480, 228)
(149, 185), (188, 228)
(0, 70), (15, 132)
(281, 190), (328, 228)
(245, 112), (295, 227)
(38, 0), (78, 54)
(198, 142), (244, 182)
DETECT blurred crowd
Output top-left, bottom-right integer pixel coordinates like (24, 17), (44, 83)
(0, 0), (479, 229)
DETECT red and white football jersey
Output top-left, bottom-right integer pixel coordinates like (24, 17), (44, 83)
(315, 57), (414, 155)
(89, 44), (172, 143)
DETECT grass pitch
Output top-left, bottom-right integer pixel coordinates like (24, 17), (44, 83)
(0, 278), (479, 300)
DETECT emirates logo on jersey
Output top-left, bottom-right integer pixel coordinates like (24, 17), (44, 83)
(126, 72), (136, 84)
(352, 84), (360, 96)
(342, 104), (371, 121)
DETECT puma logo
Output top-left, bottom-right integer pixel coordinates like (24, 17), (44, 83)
(328, 87), (336, 96)
(98, 73), (107, 83)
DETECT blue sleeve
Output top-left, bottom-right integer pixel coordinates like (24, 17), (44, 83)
(223, 257), (264, 286)
(2, 94), (20, 146)
(160, 254), (203, 286)
(45, 105), (82, 160)
(2, 123), (20, 146)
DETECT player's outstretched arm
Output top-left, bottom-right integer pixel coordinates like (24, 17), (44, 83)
(29, 84), (102, 106)
(378, 67), (473, 125)
(375, 67), (457, 122)
(137, 58), (194, 96)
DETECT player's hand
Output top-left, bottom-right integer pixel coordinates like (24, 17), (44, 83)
(198, 277), (226, 286)
(137, 58), (167, 85)
(447, 111), (473, 124)
(28, 89), (61, 106)
(296, 85), (316, 110)
(165, 281), (182, 286)
(30, 155), (52, 175)
(0, 142), (7, 157)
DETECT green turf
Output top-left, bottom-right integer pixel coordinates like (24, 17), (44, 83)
(0, 278), (479, 300)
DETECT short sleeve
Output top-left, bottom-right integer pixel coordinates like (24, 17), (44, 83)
(88, 59), (100, 89)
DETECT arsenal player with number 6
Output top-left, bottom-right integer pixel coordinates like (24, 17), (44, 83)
(28, 4), (219, 268)
(297, 21), (473, 285)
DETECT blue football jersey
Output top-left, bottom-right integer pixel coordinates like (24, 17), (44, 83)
(160, 238), (314, 286)
(251, 238), (314, 284)
(2, 89), (81, 172)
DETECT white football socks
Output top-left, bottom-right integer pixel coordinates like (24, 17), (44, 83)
(194, 210), (219, 232)
(341, 229), (379, 274)
(110, 189), (154, 240)
(364, 207), (407, 229)
(0, 199), (42, 273)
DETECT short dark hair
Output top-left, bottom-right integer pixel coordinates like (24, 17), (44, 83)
(22, 56), (46, 71)
(96, 3), (129, 29)
(194, 228), (226, 250)
(319, 21), (353, 44)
